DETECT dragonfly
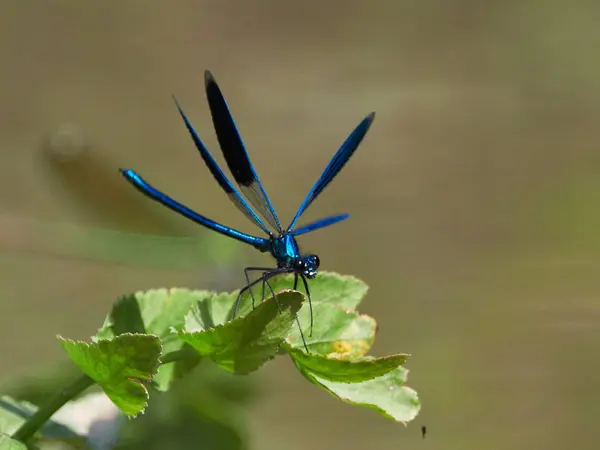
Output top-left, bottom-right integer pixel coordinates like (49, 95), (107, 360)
(121, 70), (375, 340)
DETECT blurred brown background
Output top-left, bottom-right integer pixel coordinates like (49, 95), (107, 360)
(1, 1), (600, 449)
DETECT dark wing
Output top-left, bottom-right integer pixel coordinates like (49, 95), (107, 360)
(287, 112), (375, 232)
(120, 169), (268, 250)
(289, 213), (350, 237)
(174, 98), (272, 236)
(204, 71), (283, 234)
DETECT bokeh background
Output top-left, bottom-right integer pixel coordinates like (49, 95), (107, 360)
(1, 1), (600, 449)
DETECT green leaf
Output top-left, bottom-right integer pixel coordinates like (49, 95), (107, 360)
(97, 289), (208, 338)
(0, 434), (26, 450)
(288, 350), (409, 382)
(299, 362), (420, 424)
(95, 289), (206, 391)
(178, 291), (249, 329)
(179, 290), (304, 374)
(244, 271), (369, 311)
(59, 333), (161, 416)
(286, 303), (376, 356)
(0, 396), (83, 444)
(236, 272), (373, 355)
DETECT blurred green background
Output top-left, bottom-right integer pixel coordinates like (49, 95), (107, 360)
(1, 1), (600, 449)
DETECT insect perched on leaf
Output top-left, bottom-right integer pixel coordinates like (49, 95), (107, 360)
(121, 71), (375, 350)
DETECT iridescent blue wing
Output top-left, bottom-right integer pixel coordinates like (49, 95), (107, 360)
(204, 71), (283, 234)
(120, 169), (268, 250)
(173, 98), (272, 236)
(287, 112), (375, 232)
(289, 213), (350, 237)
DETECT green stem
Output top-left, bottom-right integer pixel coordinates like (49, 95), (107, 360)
(12, 374), (94, 443)
(11, 346), (194, 443)
(160, 346), (197, 365)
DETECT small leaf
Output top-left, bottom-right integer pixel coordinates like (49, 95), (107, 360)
(302, 363), (420, 424)
(286, 303), (376, 356)
(95, 288), (210, 391)
(180, 291), (304, 374)
(243, 272), (368, 311)
(59, 333), (161, 416)
(288, 350), (409, 382)
(0, 434), (26, 450)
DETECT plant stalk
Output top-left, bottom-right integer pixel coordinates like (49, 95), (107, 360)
(12, 374), (94, 442)
(12, 346), (193, 442)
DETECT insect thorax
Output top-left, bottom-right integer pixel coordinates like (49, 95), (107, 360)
(270, 234), (301, 267)
(269, 234), (320, 278)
